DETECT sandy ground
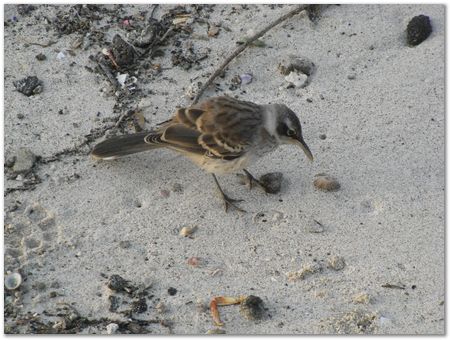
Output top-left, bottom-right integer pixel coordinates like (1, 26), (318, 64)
(3, 4), (444, 334)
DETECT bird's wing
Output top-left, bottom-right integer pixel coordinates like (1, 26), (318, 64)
(164, 96), (263, 158)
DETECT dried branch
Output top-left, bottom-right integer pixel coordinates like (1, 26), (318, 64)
(192, 4), (308, 104)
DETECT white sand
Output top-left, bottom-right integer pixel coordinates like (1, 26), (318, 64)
(4, 4), (444, 334)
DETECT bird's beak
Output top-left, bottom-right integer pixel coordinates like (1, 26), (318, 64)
(295, 136), (313, 161)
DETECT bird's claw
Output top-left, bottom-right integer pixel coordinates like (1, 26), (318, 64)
(221, 193), (245, 213)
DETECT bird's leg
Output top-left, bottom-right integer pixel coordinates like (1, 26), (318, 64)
(212, 174), (246, 213)
(243, 169), (265, 191)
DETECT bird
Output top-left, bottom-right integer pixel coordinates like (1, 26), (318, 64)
(91, 96), (313, 212)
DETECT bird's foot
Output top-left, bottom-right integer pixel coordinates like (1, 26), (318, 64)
(243, 169), (266, 192)
(220, 193), (246, 213)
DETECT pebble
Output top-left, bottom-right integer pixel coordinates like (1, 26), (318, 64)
(407, 15), (432, 46)
(106, 323), (119, 334)
(347, 74), (356, 80)
(279, 56), (315, 76)
(180, 226), (197, 237)
(12, 148), (36, 174)
(319, 134), (327, 140)
(240, 73), (253, 85)
(313, 174), (341, 191)
(239, 295), (264, 321)
(13, 76), (43, 96)
(259, 172), (283, 194)
(284, 71), (308, 88)
(187, 257), (200, 267)
(327, 255), (346, 271)
(56, 51), (66, 60)
(155, 302), (166, 314)
(107, 274), (131, 292)
(168, 287), (177, 296)
(35, 53), (46, 61)
(131, 298), (148, 313)
(5, 272), (22, 290)
(305, 219), (325, 233)
(5, 156), (16, 168)
(119, 240), (131, 249)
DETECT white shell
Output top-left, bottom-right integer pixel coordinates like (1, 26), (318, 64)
(5, 272), (22, 290)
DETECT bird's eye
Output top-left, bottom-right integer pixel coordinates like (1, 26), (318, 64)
(287, 129), (296, 137)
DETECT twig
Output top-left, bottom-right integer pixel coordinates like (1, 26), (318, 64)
(381, 283), (406, 290)
(150, 4), (159, 19)
(23, 39), (57, 47)
(192, 4), (308, 104)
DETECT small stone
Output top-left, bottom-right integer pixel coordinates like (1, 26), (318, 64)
(107, 274), (131, 292)
(106, 323), (119, 334)
(35, 53), (46, 61)
(16, 174), (24, 181)
(240, 73), (253, 85)
(284, 71), (308, 88)
(259, 172), (283, 194)
(16, 113), (25, 119)
(319, 134), (327, 140)
(313, 173), (341, 192)
(49, 291), (58, 298)
(12, 148), (36, 174)
(5, 156), (16, 167)
(168, 287), (177, 296)
(347, 74), (356, 80)
(131, 298), (148, 313)
(352, 293), (371, 304)
(13, 76), (43, 96)
(180, 226), (197, 237)
(155, 302), (166, 314)
(56, 51), (66, 60)
(5, 272), (22, 290)
(328, 255), (346, 271)
(208, 25), (220, 37)
(279, 56), (315, 76)
(305, 219), (325, 233)
(187, 257), (200, 267)
(239, 295), (264, 321)
(119, 240), (131, 249)
(407, 15), (432, 46)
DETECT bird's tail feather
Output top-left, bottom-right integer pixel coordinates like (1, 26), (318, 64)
(91, 131), (163, 160)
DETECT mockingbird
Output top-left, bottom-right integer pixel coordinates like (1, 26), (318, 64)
(92, 96), (313, 212)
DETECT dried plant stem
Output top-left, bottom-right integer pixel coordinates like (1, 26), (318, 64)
(192, 5), (308, 104)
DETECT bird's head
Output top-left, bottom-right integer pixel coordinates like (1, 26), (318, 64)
(272, 104), (313, 161)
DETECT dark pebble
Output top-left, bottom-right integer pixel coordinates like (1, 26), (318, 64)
(407, 15), (432, 46)
(17, 113), (24, 119)
(131, 298), (148, 313)
(319, 134), (327, 140)
(35, 53), (46, 61)
(239, 295), (264, 320)
(109, 295), (120, 312)
(107, 274), (130, 292)
(13, 76), (42, 96)
(259, 172), (283, 194)
(168, 287), (177, 296)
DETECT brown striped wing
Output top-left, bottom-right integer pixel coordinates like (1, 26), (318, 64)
(162, 96), (262, 159)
